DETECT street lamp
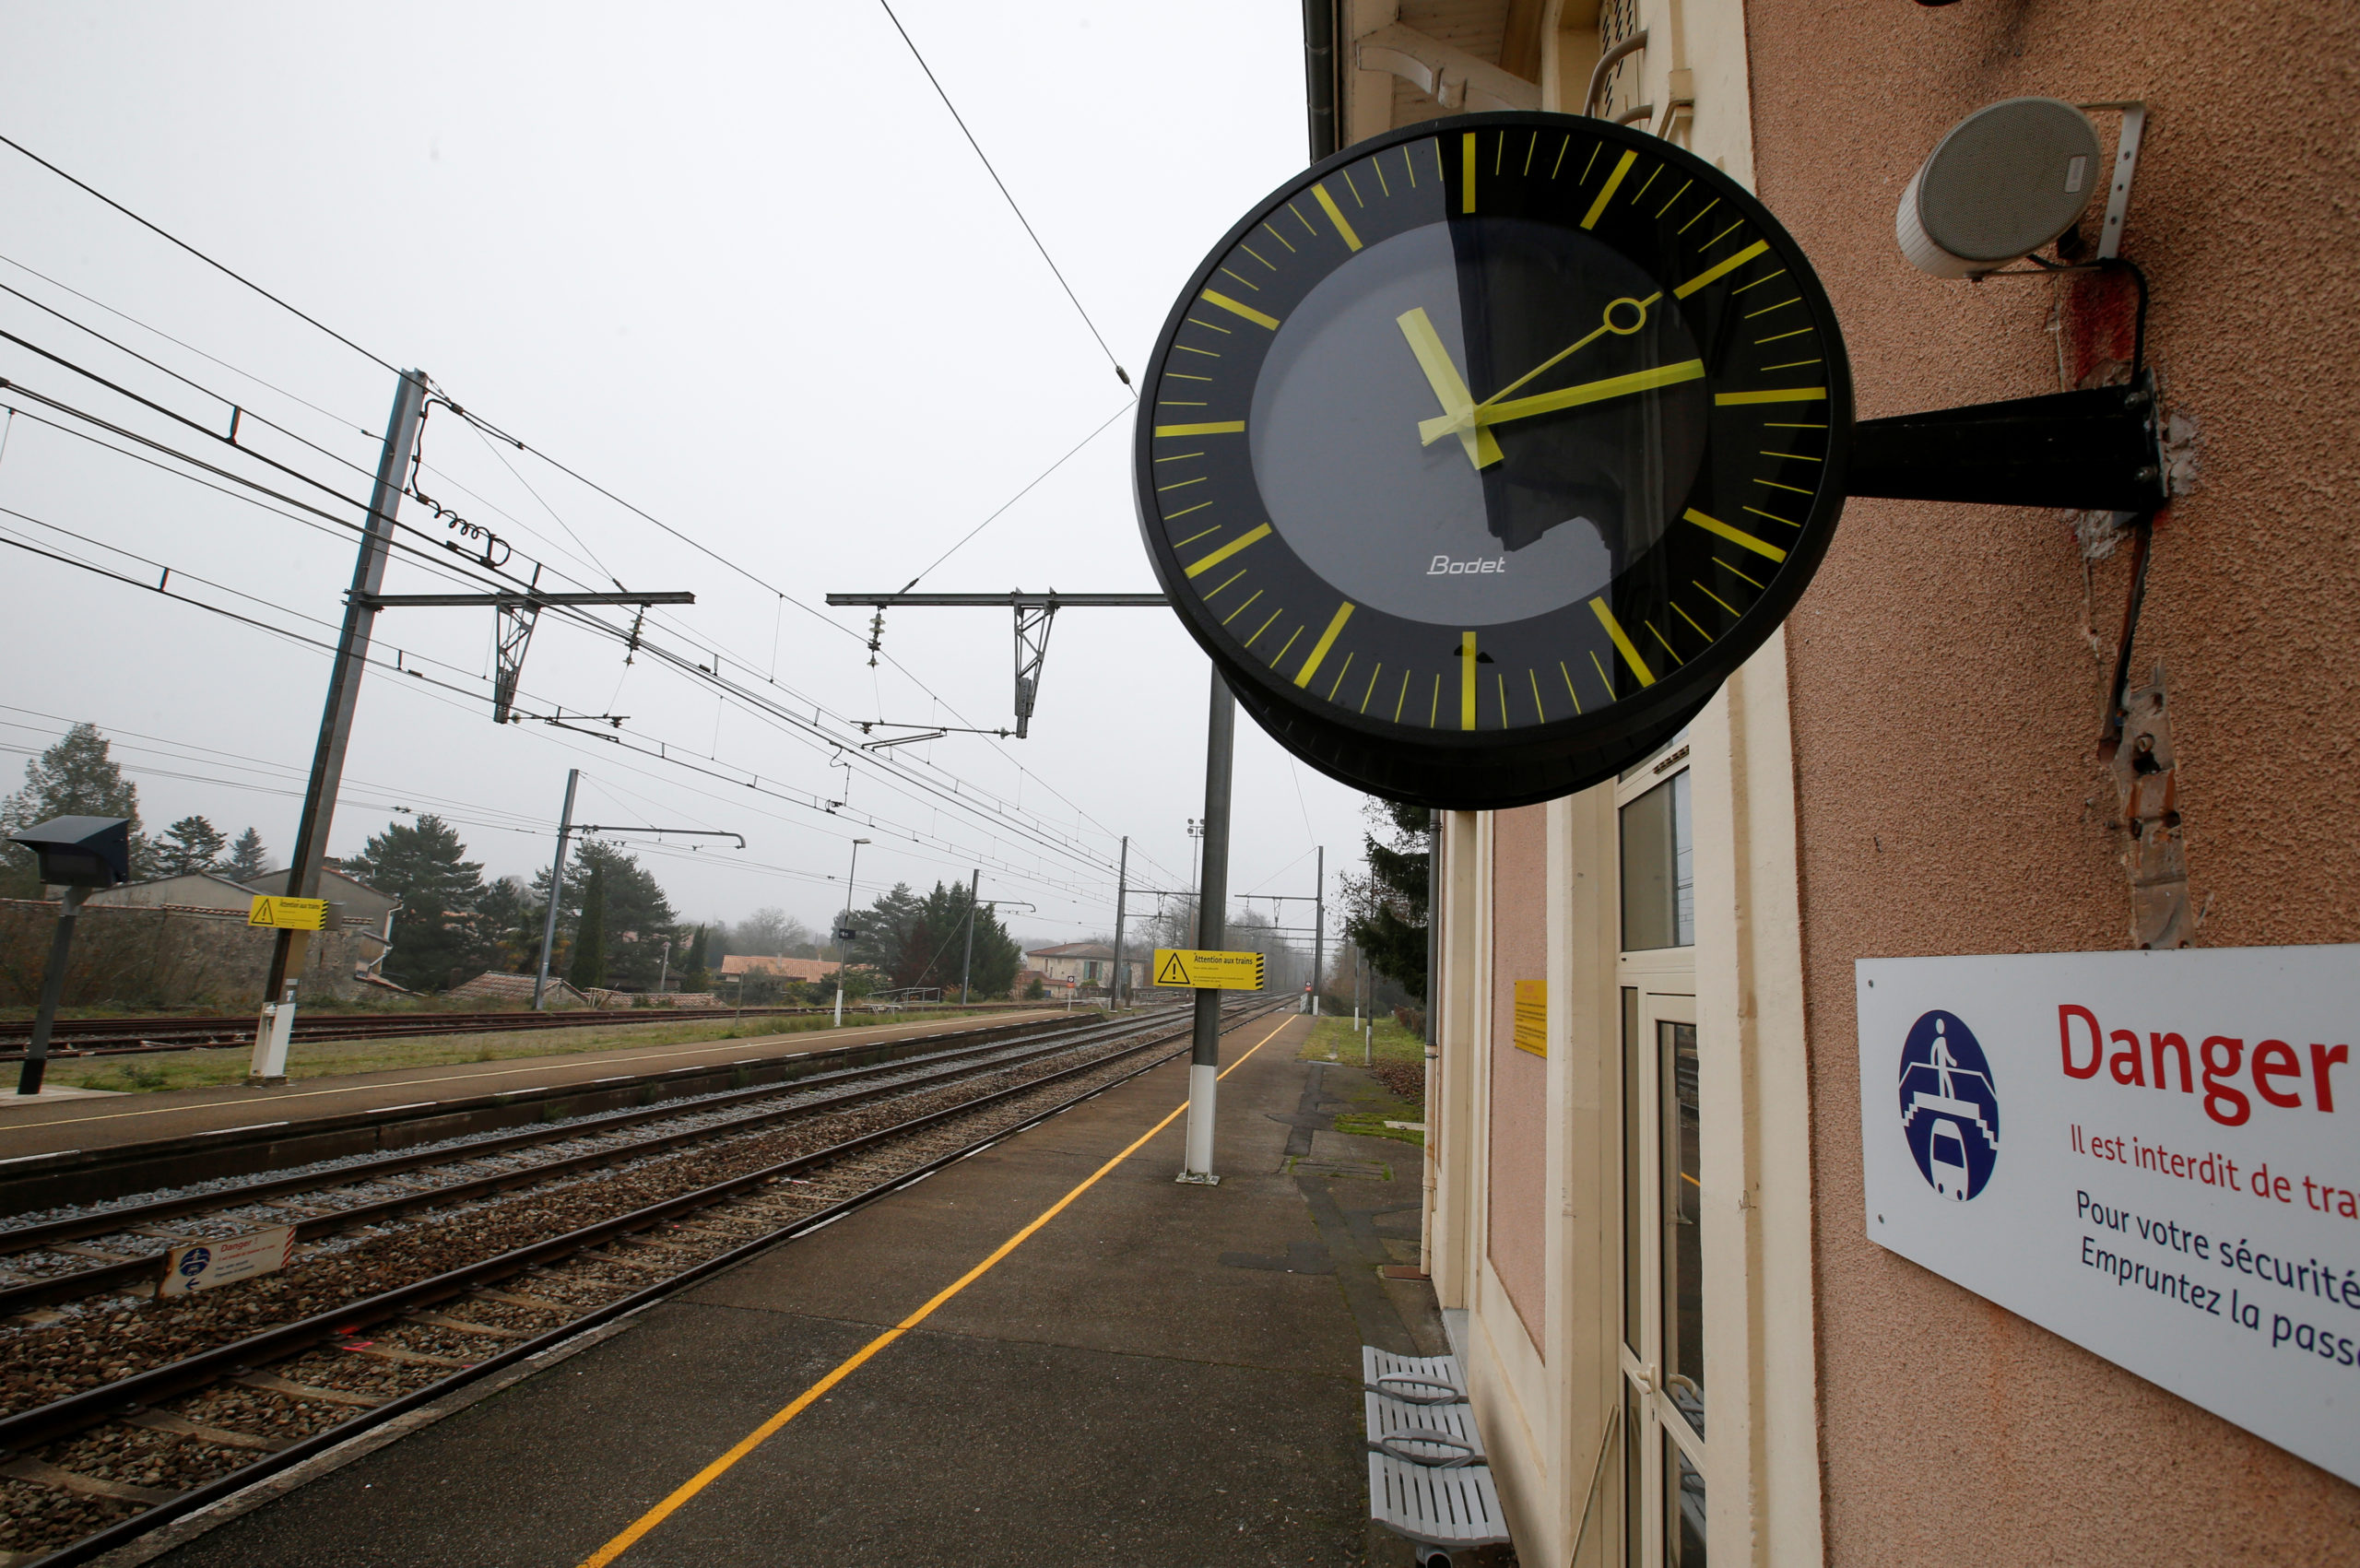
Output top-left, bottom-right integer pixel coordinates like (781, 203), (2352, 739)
(7, 816), (131, 1095)
(832, 838), (870, 1027)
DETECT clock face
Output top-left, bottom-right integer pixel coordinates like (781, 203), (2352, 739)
(1134, 112), (1854, 808)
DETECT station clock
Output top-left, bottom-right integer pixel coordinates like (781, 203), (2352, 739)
(1134, 112), (1854, 808)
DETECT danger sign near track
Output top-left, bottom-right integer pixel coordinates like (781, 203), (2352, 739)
(247, 895), (328, 930)
(1152, 948), (1266, 990)
(160, 1224), (295, 1296)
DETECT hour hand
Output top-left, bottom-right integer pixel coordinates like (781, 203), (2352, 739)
(1395, 307), (1504, 468)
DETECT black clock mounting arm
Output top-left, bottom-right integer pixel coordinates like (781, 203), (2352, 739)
(1847, 371), (2167, 513)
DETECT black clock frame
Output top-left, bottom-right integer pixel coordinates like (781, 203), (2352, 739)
(1133, 111), (1857, 808)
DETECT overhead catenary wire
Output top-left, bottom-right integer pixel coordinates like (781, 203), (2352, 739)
(0, 132), (399, 375)
(872, 0), (1133, 391)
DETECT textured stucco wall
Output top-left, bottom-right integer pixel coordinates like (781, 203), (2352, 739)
(1746, 0), (2360, 1559)
(1486, 803), (1551, 1350)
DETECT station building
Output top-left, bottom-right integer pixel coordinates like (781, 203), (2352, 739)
(1297, 0), (2360, 1562)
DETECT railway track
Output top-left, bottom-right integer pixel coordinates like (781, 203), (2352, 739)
(0, 1001), (1034, 1061)
(0, 998), (1286, 1566)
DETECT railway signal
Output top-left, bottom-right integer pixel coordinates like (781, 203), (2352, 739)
(7, 815), (131, 1095)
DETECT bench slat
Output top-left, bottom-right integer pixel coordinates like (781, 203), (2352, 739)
(1367, 1455), (1511, 1547)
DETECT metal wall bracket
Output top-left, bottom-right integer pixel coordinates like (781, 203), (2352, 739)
(1848, 372), (2166, 513)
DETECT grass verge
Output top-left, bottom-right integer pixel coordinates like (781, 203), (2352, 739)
(35, 1006), (1046, 1095)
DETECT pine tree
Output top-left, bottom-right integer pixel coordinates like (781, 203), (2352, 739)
(224, 828), (271, 880)
(158, 816), (229, 877)
(344, 815), (490, 992)
(531, 840), (675, 988)
(1341, 799), (1432, 1003)
(0, 723), (150, 891)
(569, 863), (608, 990)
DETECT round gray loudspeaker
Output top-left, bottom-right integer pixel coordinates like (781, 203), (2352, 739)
(1896, 97), (2102, 277)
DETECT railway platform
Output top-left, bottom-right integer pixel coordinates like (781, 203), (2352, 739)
(129, 1009), (1446, 1567)
(0, 1008), (1068, 1166)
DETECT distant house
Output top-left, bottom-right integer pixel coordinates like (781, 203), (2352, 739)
(88, 866), (399, 965)
(719, 954), (843, 984)
(1023, 941), (1145, 994)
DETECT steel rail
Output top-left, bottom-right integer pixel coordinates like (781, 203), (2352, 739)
(0, 1007), (1191, 1315)
(6, 998), (1287, 1568)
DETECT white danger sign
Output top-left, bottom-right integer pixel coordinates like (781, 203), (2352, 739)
(159, 1224), (295, 1297)
(1857, 946), (2358, 1485)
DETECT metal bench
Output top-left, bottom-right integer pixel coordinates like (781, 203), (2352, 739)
(1365, 1389), (1486, 1467)
(1368, 1453), (1511, 1555)
(1362, 1346), (1467, 1406)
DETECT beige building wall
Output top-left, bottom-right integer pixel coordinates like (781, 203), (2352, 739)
(1742, 0), (2360, 1560)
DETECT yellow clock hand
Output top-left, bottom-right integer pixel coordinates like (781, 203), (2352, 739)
(1477, 292), (1661, 412)
(1479, 359), (1706, 427)
(1395, 306), (1504, 468)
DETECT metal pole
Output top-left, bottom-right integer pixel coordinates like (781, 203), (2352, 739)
(1312, 843), (1325, 1018)
(16, 886), (89, 1095)
(1421, 810), (1440, 1276)
(833, 838), (867, 1027)
(1110, 835), (1129, 1012)
(253, 369), (428, 1082)
(532, 768), (580, 1010)
(958, 867), (980, 1006)
(1180, 666), (1234, 1184)
(657, 939), (671, 996)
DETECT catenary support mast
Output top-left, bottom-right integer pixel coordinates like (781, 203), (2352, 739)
(533, 768), (581, 1009)
(1180, 668), (1235, 1184)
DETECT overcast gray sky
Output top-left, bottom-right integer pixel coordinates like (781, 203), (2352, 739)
(0, 2), (1381, 955)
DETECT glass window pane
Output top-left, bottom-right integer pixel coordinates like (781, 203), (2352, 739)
(1625, 1381), (1646, 1568)
(1666, 1430), (1708, 1566)
(1660, 1020), (1704, 1439)
(1619, 772), (1693, 950)
(1622, 987), (1642, 1354)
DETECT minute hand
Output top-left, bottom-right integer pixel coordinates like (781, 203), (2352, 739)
(1419, 359), (1707, 445)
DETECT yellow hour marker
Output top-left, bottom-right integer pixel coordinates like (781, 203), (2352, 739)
(1589, 598), (1657, 686)
(1462, 133), (1478, 213)
(1582, 148), (1636, 229)
(1293, 601), (1356, 689)
(1684, 508), (1788, 562)
(1154, 420), (1245, 436)
(1186, 521), (1272, 576)
(1714, 386), (1825, 406)
(1673, 239), (1770, 299)
(1312, 183), (1363, 252)
(1459, 632), (1479, 729)
(1200, 289), (1280, 329)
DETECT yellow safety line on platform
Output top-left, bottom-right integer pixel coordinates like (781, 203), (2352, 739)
(574, 1014), (1298, 1568)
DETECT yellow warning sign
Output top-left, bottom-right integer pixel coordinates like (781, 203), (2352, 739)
(1513, 979), (1547, 1057)
(247, 895), (328, 931)
(1151, 948), (1267, 991)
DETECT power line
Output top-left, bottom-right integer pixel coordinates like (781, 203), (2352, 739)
(896, 402), (1128, 593)
(0, 133), (398, 374)
(872, 0), (1133, 391)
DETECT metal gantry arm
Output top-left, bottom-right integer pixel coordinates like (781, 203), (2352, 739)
(824, 592), (1168, 739)
(358, 589), (697, 726)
